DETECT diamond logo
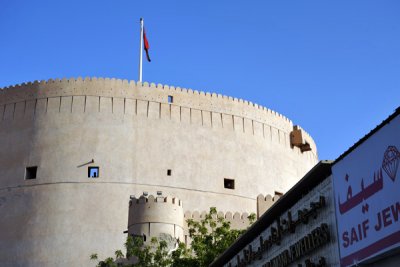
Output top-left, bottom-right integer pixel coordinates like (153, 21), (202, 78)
(382, 146), (400, 182)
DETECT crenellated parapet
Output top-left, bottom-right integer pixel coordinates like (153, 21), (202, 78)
(256, 193), (281, 218)
(184, 210), (252, 230)
(0, 78), (290, 128)
(0, 78), (317, 158)
(0, 78), (292, 129)
(129, 194), (182, 206)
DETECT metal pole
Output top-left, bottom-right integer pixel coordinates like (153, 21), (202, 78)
(139, 18), (144, 82)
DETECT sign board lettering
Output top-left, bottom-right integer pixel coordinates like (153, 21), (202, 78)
(332, 115), (400, 266)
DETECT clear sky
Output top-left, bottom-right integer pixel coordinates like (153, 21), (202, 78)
(0, 0), (399, 160)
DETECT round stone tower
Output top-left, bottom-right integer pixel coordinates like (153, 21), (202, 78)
(0, 78), (318, 266)
(128, 193), (184, 243)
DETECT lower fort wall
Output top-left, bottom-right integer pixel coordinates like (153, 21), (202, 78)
(0, 183), (131, 267)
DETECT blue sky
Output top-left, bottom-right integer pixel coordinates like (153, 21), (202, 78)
(0, 0), (399, 160)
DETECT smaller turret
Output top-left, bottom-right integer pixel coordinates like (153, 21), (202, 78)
(127, 192), (184, 244)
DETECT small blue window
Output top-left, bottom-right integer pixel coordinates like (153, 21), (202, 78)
(168, 95), (173, 104)
(88, 167), (99, 178)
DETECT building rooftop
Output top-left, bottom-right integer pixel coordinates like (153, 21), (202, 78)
(335, 106), (400, 164)
(210, 160), (333, 267)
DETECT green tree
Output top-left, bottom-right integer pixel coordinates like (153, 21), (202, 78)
(115, 250), (124, 259)
(92, 207), (255, 267)
(92, 236), (173, 267)
(177, 207), (255, 267)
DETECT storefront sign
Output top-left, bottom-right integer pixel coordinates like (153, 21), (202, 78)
(228, 196), (330, 267)
(332, 115), (400, 266)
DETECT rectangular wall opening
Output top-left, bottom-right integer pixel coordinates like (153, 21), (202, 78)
(168, 95), (173, 104)
(88, 166), (99, 178)
(167, 169), (172, 176)
(25, 166), (37, 180)
(224, 178), (235, 189)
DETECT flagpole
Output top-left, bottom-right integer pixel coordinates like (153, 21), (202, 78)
(139, 18), (144, 82)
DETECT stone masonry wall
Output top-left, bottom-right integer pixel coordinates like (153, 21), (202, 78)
(0, 78), (318, 267)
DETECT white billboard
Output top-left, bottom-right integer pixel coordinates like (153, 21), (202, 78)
(332, 114), (400, 266)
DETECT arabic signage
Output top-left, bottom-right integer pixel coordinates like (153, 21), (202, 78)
(332, 115), (400, 266)
(228, 196), (330, 267)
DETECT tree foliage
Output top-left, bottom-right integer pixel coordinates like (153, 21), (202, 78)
(92, 207), (255, 267)
(184, 207), (255, 266)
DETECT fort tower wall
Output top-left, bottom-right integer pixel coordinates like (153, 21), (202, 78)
(0, 78), (318, 267)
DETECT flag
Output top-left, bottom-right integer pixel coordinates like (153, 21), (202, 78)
(143, 28), (151, 62)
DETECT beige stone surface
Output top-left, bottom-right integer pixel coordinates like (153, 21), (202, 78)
(0, 78), (318, 267)
(256, 193), (280, 218)
(128, 195), (184, 241)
